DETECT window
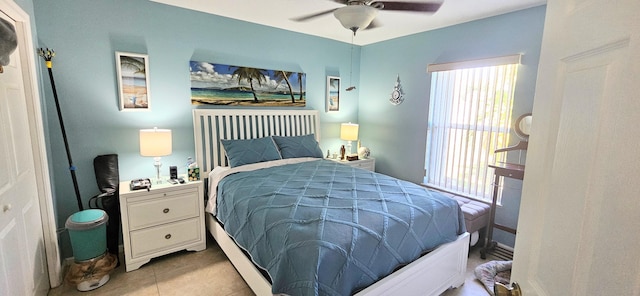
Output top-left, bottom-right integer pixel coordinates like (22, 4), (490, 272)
(424, 55), (520, 203)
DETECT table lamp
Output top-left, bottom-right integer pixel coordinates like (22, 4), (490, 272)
(139, 127), (172, 183)
(340, 122), (359, 156)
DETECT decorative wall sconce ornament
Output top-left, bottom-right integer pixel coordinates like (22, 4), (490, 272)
(389, 74), (405, 105)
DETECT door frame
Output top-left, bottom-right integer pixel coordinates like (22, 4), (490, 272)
(1, 0), (62, 287)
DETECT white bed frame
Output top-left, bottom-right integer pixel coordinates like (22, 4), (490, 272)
(193, 109), (469, 296)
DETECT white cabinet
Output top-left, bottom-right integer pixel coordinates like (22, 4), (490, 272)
(329, 158), (375, 172)
(119, 181), (205, 271)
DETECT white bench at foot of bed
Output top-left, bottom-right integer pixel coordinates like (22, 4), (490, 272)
(206, 214), (469, 296)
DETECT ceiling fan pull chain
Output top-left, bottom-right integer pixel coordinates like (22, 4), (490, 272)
(346, 34), (356, 91)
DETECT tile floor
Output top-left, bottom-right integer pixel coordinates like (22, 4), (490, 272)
(49, 237), (494, 296)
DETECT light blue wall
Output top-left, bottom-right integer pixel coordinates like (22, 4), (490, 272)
(33, 0), (360, 258)
(358, 6), (546, 246)
(31, 0), (545, 257)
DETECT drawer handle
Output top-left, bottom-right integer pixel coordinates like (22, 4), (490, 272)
(163, 208), (170, 214)
(165, 234), (172, 240)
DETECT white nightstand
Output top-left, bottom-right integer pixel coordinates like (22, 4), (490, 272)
(119, 180), (205, 272)
(329, 157), (375, 172)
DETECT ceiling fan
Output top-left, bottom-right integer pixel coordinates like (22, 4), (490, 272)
(292, 0), (443, 35)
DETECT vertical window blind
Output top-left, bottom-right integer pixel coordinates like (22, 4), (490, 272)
(424, 55), (520, 203)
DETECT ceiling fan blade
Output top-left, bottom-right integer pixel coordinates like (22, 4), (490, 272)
(291, 8), (338, 22)
(372, 1), (442, 12)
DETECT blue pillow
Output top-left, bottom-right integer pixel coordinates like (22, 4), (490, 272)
(221, 137), (282, 168)
(272, 134), (323, 159)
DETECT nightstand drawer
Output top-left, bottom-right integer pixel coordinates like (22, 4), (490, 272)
(331, 158), (375, 172)
(130, 217), (201, 258)
(127, 192), (199, 230)
(350, 160), (375, 171)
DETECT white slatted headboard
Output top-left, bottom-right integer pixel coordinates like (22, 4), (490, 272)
(193, 109), (321, 176)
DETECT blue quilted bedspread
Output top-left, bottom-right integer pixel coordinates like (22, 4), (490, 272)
(216, 159), (466, 296)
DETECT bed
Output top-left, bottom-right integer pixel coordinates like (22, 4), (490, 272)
(193, 109), (469, 296)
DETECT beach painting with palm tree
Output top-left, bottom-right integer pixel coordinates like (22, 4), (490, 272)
(116, 52), (150, 111)
(190, 61), (306, 107)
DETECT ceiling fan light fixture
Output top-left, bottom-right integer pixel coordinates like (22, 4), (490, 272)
(333, 5), (378, 34)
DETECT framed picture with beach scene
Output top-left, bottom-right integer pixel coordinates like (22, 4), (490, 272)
(190, 61), (306, 107)
(116, 52), (150, 111)
(326, 76), (340, 112)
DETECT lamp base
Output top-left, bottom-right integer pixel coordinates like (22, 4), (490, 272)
(153, 157), (163, 184)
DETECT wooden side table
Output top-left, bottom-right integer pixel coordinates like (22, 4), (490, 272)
(119, 180), (205, 271)
(480, 162), (525, 259)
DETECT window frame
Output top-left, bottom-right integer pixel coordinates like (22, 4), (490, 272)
(424, 55), (521, 203)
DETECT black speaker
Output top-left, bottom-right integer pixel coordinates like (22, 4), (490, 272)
(169, 166), (177, 179)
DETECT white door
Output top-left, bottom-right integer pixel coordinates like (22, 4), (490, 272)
(0, 11), (49, 296)
(512, 1), (640, 295)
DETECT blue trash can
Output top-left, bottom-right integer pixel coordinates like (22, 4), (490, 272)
(65, 209), (108, 262)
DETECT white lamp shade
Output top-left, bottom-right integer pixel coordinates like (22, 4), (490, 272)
(333, 5), (378, 32)
(139, 128), (172, 157)
(340, 123), (359, 141)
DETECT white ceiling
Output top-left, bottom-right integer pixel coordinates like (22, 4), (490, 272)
(150, 0), (546, 45)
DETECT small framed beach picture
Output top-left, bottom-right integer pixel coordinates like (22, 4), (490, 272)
(116, 52), (150, 111)
(326, 76), (340, 112)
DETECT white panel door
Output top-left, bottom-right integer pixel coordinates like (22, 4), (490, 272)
(0, 11), (49, 296)
(512, 1), (640, 295)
